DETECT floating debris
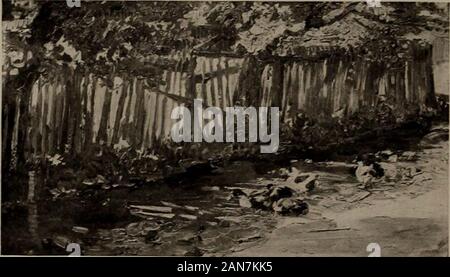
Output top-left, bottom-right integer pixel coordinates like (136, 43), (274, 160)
(72, 226), (89, 234)
(161, 201), (184, 209)
(179, 214), (198, 220)
(130, 210), (176, 219)
(308, 227), (351, 233)
(129, 205), (173, 213)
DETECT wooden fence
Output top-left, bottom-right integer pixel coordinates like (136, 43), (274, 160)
(433, 37), (449, 95)
(3, 45), (436, 166)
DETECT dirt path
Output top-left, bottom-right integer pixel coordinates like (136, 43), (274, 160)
(232, 128), (449, 257)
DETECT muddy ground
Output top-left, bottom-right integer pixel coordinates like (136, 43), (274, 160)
(1, 121), (448, 256)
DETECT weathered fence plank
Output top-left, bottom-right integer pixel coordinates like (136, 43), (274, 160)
(7, 46), (435, 165)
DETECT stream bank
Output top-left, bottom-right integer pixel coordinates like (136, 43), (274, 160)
(234, 124), (449, 256)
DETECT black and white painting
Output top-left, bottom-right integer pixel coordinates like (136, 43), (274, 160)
(1, 0), (449, 256)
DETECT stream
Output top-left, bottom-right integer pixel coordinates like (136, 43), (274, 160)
(2, 121), (448, 256)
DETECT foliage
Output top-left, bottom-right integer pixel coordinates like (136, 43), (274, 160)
(4, 1), (448, 83)
(281, 99), (433, 150)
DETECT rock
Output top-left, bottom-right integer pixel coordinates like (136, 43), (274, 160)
(355, 162), (376, 185)
(278, 168), (290, 179)
(53, 235), (70, 249)
(403, 166), (422, 178)
(231, 188), (247, 197)
(379, 162), (398, 180)
(387, 154), (398, 163)
(294, 173), (317, 192)
(285, 167), (300, 183)
(380, 150), (394, 157)
(72, 226), (89, 234)
(235, 184), (308, 212)
(249, 194), (266, 207)
(239, 196), (252, 208)
(43, 236), (81, 253)
(226, 186), (254, 196)
(268, 186), (294, 201)
(273, 198), (309, 215)
(263, 200), (275, 210)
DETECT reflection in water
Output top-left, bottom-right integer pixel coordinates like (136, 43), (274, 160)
(4, 161), (279, 255)
(27, 171), (36, 203)
(27, 171), (41, 252)
(27, 203), (40, 252)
